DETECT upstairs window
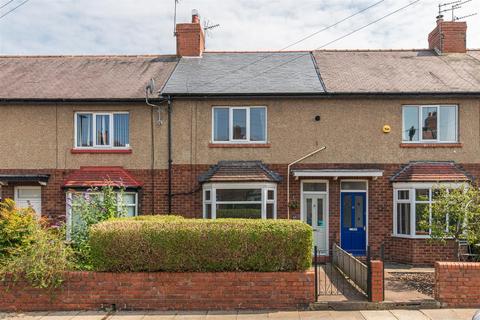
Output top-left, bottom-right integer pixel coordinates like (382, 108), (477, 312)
(402, 105), (457, 143)
(212, 107), (267, 143)
(75, 112), (130, 148)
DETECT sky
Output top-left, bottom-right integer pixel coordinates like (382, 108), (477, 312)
(0, 0), (478, 55)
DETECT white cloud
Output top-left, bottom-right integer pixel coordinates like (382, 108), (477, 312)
(0, 0), (478, 55)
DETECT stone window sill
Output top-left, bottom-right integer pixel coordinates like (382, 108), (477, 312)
(71, 149), (132, 154)
(208, 143), (271, 148)
(399, 143), (462, 148)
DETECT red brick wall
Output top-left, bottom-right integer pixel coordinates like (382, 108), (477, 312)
(385, 237), (457, 265)
(428, 20), (467, 53)
(370, 260), (384, 302)
(435, 262), (480, 307)
(0, 271), (314, 312)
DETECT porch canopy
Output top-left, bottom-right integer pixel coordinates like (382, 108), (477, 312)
(0, 174), (50, 186)
(291, 169), (383, 179)
(63, 166), (143, 189)
(390, 161), (472, 182)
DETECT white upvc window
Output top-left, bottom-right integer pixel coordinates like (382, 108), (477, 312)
(66, 191), (138, 239)
(212, 106), (267, 143)
(392, 182), (466, 238)
(75, 112), (130, 149)
(402, 105), (458, 143)
(203, 183), (276, 219)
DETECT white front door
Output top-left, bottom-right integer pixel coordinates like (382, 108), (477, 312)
(14, 186), (42, 217)
(303, 194), (328, 255)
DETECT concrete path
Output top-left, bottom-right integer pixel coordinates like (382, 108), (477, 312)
(1, 309), (478, 320)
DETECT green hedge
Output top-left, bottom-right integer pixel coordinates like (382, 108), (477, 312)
(89, 217), (312, 272)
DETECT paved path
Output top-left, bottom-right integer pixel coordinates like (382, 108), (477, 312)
(1, 309), (478, 320)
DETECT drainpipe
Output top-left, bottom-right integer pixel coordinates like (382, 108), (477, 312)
(287, 146), (326, 219)
(167, 96), (173, 214)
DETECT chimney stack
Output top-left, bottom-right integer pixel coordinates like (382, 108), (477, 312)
(428, 15), (467, 54)
(176, 9), (205, 57)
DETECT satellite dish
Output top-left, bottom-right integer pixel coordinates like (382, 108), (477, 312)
(146, 78), (156, 96)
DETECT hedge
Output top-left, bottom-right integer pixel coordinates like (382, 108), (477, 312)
(89, 217), (312, 272)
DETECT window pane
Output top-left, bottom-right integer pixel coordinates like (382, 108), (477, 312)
(422, 107), (438, 140)
(317, 198), (324, 227)
(216, 189), (261, 202)
(304, 183), (327, 192)
(342, 195), (352, 228)
(403, 106), (419, 142)
(250, 108), (266, 141)
(397, 203), (411, 235)
(341, 181), (367, 191)
(18, 188), (41, 199)
(267, 190), (274, 200)
(114, 114), (129, 147)
(397, 190), (409, 200)
(439, 106), (457, 142)
(126, 206), (136, 217)
(77, 114), (93, 147)
(266, 203), (274, 219)
(354, 195), (364, 228)
(216, 203), (261, 219)
(306, 198), (313, 226)
(415, 203), (430, 234)
(213, 108), (229, 141)
(415, 189), (430, 201)
(96, 115), (110, 146)
(205, 204), (212, 219)
(232, 109), (247, 140)
(205, 190), (211, 201)
(123, 194), (136, 205)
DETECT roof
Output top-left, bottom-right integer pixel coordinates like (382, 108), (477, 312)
(198, 161), (282, 183)
(313, 50), (480, 93)
(63, 166), (143, 188)
(390, 161), (472, 182)
(0, 55), (177, 100)
(161, 52), (324, 95)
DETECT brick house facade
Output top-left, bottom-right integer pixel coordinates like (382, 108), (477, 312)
(1, 12), (480, 265)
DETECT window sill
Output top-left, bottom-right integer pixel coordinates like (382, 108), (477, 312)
(391, 233), (430, 239)
(71, 148), (132, 154)
(208, 143), (271, 148)
(399, 143), (462, 148)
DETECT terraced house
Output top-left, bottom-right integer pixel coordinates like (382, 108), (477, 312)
(1, 12), (479, 265)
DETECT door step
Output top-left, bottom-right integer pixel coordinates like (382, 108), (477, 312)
(310, 299), (440, 311)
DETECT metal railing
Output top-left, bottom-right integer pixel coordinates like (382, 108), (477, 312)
(332, 243), (368, 294)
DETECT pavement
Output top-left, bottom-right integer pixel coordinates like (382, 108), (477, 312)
(1, 309), (479, 320)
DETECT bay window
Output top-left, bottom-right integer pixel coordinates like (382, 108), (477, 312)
(402, 105), (458, 143)
(75, 112), (130, 148)
(212, 106), (267, 143)
(203, 183), (276, 219)
(393, 183), (465, 237)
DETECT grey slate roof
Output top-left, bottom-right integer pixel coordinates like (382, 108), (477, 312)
(161, 52), (324, 95)
(313, 50), (480, 93)
(0, 55), (177, 100)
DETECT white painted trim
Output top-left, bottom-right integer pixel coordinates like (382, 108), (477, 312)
(211, 106), (268, 144)
(301, 180), (329, 256)
(392, 182), (468, 189)
(292, 170), (383, 178)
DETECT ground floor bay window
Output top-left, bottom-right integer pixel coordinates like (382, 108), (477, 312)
(203, 183), (276, 219)
(393, 182), (466, 238)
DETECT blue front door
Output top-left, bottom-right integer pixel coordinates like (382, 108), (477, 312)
(340, 192), (366, 256)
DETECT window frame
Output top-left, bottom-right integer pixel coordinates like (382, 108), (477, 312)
(74, 111), (130, 149)
(202, 182), (277, 219)
(401, 105), (458, 144)
(211, 106), (267, 144)
(392, 182), (467, 238)
(65, 191), (138, 240)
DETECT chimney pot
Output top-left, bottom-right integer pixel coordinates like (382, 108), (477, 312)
(192, 9), (200, 23)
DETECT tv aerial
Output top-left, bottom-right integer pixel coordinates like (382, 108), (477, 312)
(438, 0), (477, 21)
(203, 19), (220, 38)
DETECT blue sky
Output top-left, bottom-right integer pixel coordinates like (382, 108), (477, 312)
(0, 0), (478, 55)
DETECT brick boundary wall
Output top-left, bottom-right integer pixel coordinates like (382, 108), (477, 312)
(0, 271), (314, 312)
(370, 260), (384, 302)
(435, 262), (480, 307)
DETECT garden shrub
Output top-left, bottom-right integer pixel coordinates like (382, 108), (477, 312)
(0, 199), (38, 260)
(89, 217), (312, 272)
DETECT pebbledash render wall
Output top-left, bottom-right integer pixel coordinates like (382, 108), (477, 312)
(2, 97), (480, 264)
(0, 271), (314, 311)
